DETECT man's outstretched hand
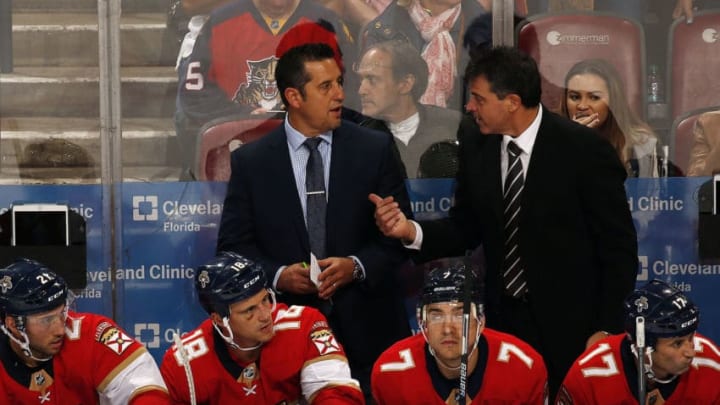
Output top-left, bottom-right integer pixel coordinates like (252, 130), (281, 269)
(368, 193), (416, 243)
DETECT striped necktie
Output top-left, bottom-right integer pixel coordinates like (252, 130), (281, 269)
(503, 141), (528, 298)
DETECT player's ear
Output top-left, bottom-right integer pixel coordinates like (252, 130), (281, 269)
(473, 304), (485, 325)
(209, 312), (222, 325)
(4, 316), (19, 334)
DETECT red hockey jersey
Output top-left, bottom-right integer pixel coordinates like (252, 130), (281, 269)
(557, 333), (720, 405)
(161, 303), (363, 404)
(0, 311), (168, 405)
(371, 328), (548, 404)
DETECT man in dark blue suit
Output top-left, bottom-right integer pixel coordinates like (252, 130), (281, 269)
(216, 43), (412, 398)
(371, 46), (638, 398)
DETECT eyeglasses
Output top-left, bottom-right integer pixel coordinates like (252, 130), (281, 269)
(26, 306), (68, 330)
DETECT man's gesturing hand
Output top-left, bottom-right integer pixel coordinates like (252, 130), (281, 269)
(368, 193), (416, 243)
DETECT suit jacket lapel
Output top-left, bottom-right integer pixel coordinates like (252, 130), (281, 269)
(325, 125), (348, 252)
(486, 135), (504, 222)
(267, 128), (311, 253)
(523, 113), (551, 202)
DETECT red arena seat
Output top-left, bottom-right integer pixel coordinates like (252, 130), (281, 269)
(517, 12), (645, 117)
(668, 10), (720, 119)
(195, 116), (282, 181)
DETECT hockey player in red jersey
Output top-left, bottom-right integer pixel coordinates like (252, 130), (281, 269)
(160, 252), (364, 404)
(371, 259), (548, 404)
(0, 258), (170, 405)
(556, 279), (720, 405)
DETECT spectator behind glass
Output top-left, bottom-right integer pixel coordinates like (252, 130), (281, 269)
(560, 59), (677, 177)
(356, 39), (461, 178)
(173, 0), (356, 179)
(173, 0), (375, 69)
(362, 0), (487, 110)
(176, 0), (355, 118)
(687, 108), (720, 176)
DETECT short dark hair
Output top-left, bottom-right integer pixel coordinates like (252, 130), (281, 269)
(464, 46), (541, 108)
(276, 43), (338, 106)
(364, 40), (429, 101)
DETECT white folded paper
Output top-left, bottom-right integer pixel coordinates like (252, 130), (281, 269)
(309, 252), (322, 287)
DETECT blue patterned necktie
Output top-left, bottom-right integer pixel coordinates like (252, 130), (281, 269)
(304, 137), (326, 259)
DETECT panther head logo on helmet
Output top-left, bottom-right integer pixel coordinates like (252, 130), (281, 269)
(0, 276), (12, 294)
(634, 296), (649, 314)
(624, 279), (699, 349)
(195, 252), (268, 318)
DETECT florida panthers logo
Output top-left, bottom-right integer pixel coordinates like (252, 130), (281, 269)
(635, 296), (649, 313)
(198, 271), (210, 289)
(34, 372), (46, 386)
(233, 56), (283, 111)
(0, 276), (12, 293)
(239, 362), (259, 396)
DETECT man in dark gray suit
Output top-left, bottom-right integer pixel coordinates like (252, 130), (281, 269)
(371, 46), (638, 397)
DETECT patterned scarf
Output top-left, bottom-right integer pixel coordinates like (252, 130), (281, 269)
(407, 0), (461, 107)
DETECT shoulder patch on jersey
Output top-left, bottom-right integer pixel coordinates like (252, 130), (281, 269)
(97, 324), (133, 355)
(95, 321), (112, 340)
(310, 328), (341, 356)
